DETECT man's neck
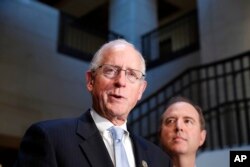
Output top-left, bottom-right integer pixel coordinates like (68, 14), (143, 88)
(172, 154), (196, 167)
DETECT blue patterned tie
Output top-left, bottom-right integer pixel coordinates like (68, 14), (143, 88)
(109, 127), (130, 167)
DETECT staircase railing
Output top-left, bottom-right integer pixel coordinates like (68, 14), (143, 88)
(128, 51), (250, 151)
(142, 10), (199, 70)
(57, 12), (123, 61)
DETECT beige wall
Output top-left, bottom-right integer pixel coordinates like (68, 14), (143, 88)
(0, 0), (91, 140)
(198, 0), (250, 63)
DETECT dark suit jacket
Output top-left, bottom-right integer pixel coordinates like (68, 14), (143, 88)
(14, 110), (171, 167)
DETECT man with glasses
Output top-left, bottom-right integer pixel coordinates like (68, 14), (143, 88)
(15, 39), (172, 167)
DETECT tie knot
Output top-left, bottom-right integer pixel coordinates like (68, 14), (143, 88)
(109, 127), (125, 142)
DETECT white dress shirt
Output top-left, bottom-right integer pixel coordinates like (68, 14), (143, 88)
(90, 109), (135, 167)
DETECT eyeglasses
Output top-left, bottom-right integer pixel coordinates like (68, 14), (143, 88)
(96, 64), (145, 83)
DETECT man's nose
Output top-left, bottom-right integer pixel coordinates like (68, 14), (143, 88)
(114, 70), (127, 86)
(175, 120), (183, 132)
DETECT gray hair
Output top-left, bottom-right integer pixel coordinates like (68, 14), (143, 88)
(89, 39), (146, 74)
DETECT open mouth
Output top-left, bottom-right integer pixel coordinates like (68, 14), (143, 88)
(112, 94), (122, 98)
(109, 94), (124, 101)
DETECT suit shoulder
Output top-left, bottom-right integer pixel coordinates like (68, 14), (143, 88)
(35, 117), (77, 128)
(25, 116), (79, 137)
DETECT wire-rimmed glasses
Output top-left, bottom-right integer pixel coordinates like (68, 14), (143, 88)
(96, 64), (145, 83)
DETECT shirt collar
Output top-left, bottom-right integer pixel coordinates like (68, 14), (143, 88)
(90, 108), (128, 134)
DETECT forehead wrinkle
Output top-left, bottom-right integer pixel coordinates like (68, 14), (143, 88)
(102, 47), (143, 71)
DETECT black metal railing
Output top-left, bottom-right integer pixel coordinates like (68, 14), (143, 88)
(128, 51), (250, 151)
(58, 10), (198, 67)
(57, 12), (123, 61)
(142, 10), (199, 69)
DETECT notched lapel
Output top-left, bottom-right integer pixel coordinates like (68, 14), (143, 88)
(76, 111), (114, 167)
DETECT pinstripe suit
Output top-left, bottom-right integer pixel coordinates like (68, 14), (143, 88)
(14, 110), (171, 167)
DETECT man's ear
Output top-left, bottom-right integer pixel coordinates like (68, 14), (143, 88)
(137, 80), (147, 100)
(199, 130), (207, 146)
(86, 71), (94, 91)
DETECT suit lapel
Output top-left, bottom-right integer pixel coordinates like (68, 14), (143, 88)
(76, 111), (114, 167)
(130, 134), (150, 167)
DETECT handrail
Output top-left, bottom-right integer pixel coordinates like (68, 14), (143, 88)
(57, 12), (123, 61)
(57, 10), (199, 68)
(128, 51), (250, 151)
(142, 10), (199, 70)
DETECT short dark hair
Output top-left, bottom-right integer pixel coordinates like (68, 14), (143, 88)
(160, 96), (206, 130)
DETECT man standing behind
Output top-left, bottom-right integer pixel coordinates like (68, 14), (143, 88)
(159, 96), (206, 167)
(15, 39), (171, 167)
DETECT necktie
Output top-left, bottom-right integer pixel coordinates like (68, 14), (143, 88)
(109, 127), (130, 167)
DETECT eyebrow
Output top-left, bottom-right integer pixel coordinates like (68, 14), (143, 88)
(164, 115), (196, 121)
(183, 116), (195, 120)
